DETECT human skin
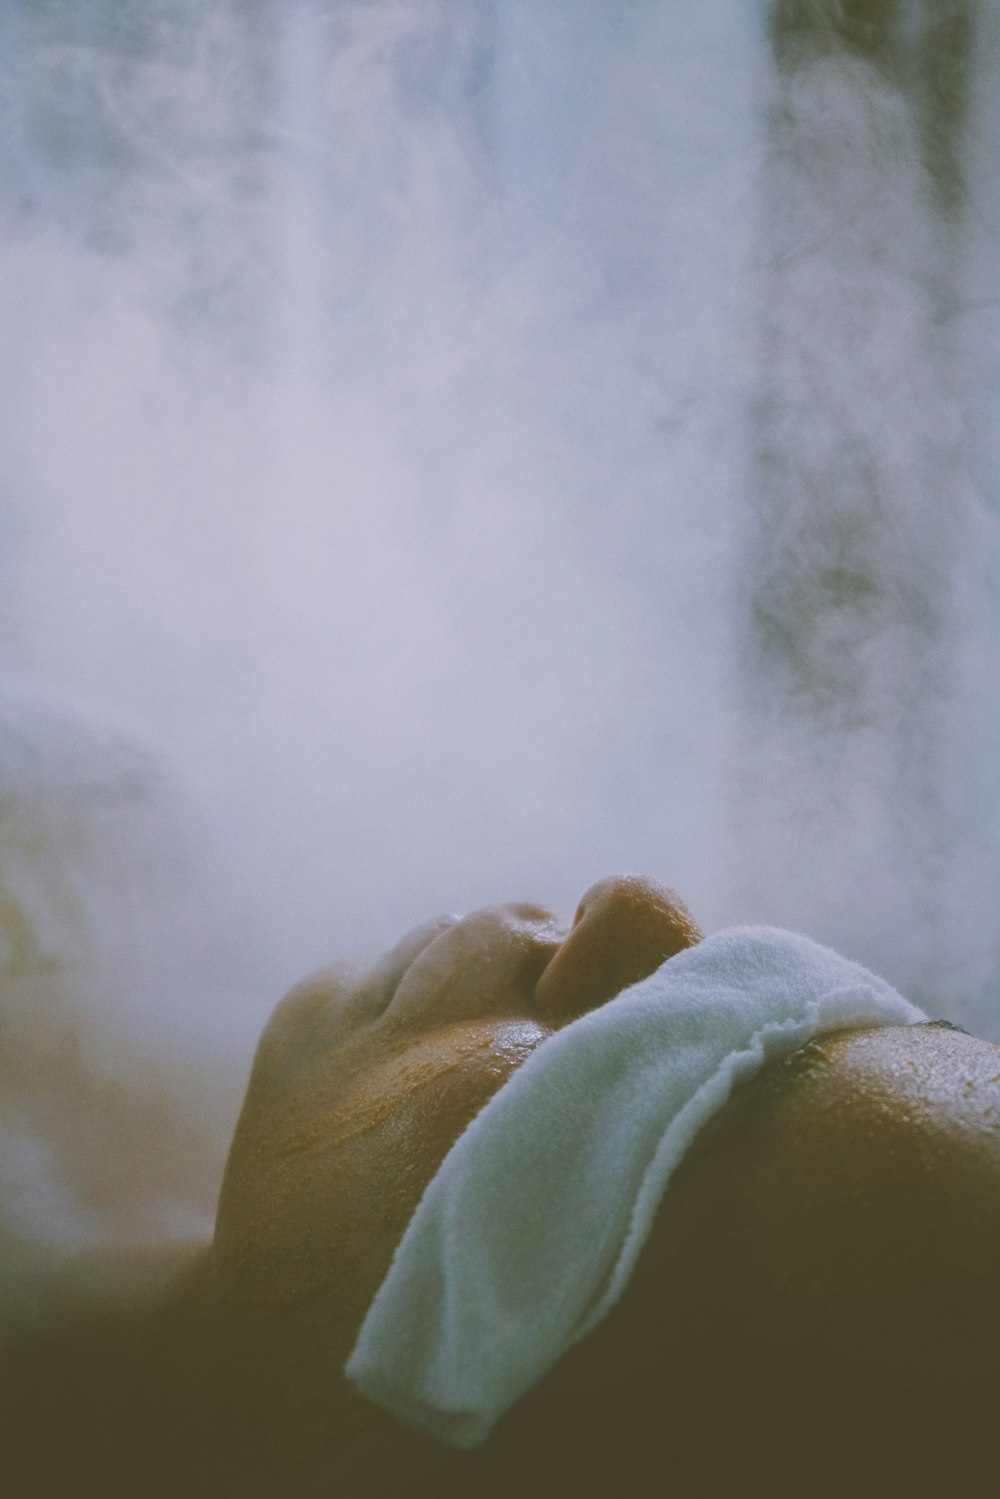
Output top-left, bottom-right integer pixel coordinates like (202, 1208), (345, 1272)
(4, 877), (1000, 1498)
(212, 878), (702, 1320)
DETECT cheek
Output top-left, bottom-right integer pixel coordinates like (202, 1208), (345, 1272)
(215, 1024), (547, 1324)
(334, 1037), (537, 1306)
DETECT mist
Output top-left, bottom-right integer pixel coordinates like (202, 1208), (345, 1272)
(2, 0), (1000, 1263)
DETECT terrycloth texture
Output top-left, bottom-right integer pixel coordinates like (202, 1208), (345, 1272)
(346, 926), (926, 1448)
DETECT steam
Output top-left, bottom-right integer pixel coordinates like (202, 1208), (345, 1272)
(736, 0), (1000, 1029)
(1, 0), (1000, 1271)
(2, 0), (761, 971)
(0, 692), (251, 1288)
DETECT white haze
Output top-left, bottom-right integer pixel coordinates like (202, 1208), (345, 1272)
(1, 0), (1000, 1263)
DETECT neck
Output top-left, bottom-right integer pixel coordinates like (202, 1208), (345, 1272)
(1, 1233), (383, 1496)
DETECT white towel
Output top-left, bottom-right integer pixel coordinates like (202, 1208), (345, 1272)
(346, 926), (926, 1448)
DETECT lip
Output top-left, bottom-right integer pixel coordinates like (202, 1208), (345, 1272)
(380, 904), (566, 1027)
(365, 915), (462, 1018)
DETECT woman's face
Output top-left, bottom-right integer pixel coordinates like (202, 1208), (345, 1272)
(212, 877), (701, 1344)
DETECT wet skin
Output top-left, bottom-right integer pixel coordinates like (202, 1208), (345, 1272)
(213, 877), (703, 1355)
(209, 874), (1000, 1491)
(6, 876), (1000, 1498)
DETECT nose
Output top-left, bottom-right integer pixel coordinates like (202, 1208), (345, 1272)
(533, 875), (702, 1021)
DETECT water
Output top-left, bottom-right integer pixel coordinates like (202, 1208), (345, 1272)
(2, 1), (1000, 1259)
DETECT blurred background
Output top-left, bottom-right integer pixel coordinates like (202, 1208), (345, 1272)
(2, 1), (1000, 1255)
